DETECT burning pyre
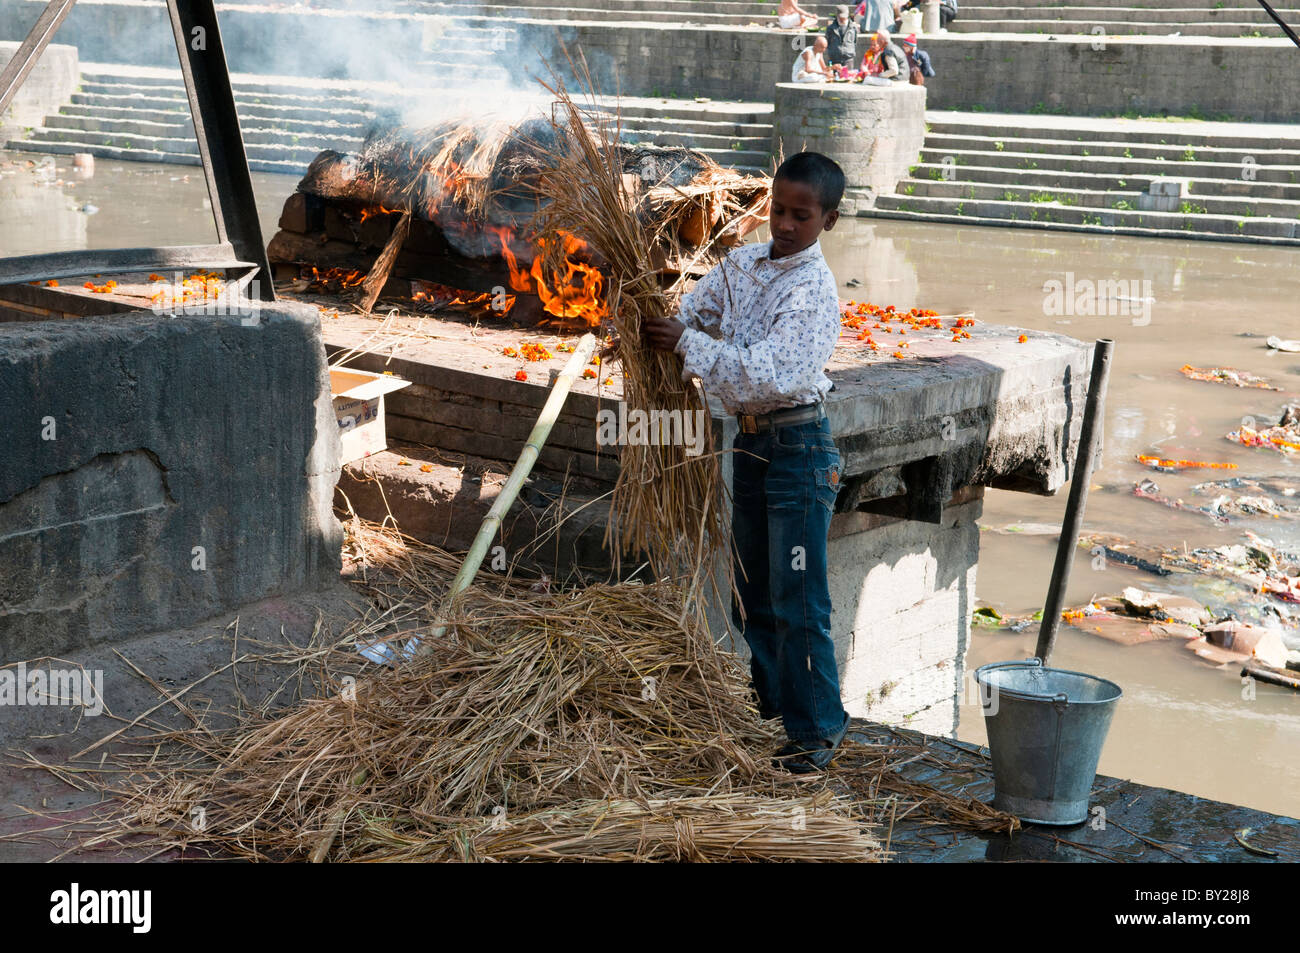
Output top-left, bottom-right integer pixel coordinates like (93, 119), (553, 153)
(267, 107), (771, 328)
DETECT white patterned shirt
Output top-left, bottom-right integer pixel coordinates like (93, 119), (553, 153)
(673, 239), (839, 415)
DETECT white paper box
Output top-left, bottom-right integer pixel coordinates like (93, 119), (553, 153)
(329, 367), (413, 465)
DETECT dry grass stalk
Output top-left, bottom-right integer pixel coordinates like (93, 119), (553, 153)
(525, 83), (748, 617)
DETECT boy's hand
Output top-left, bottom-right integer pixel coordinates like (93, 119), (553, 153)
(598, 337), (620, 362)
(643, 315), (686, 352)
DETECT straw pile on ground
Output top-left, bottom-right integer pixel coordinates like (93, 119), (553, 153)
(21, 520), (1024, 862)
(52, 521), (878, 862)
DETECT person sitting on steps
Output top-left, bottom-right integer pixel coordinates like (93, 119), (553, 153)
(777, 0), (819, 30)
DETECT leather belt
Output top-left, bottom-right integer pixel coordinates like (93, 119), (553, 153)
(736, 402), (824, 434)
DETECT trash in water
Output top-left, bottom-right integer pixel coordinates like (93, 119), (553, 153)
(1265, 336), (1300, 353)
(1180, 363), (1281, 391)
(1136, 453), (1237, 473)
(1227, 404), (1300, 455)
(1133, 478), (1230, 524)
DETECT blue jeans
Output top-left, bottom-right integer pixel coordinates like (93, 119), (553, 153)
(731, 414), (849, 743)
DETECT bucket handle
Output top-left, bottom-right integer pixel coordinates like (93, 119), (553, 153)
(1052, 692), (1069, 713)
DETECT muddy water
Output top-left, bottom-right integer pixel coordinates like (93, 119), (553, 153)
(819, 218), (1300, 819)
(3, 152), (1298, 816)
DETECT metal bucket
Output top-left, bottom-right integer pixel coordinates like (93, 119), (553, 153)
(974, 658), (1122, 826)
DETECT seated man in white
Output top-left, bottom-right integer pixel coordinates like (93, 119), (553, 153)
(792, 37), (831, 82)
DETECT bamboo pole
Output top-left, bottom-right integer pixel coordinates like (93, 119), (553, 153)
(411, 330), (598, 655)
(312, 331), (598, 861)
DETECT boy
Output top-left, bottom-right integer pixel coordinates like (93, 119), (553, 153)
(642, 152), (849, 773)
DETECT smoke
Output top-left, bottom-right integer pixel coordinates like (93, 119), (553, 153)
(19, 0), (615, 137)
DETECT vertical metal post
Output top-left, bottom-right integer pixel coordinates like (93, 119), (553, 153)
(164, 0), (275, 301)
(0, 0), (79, 116)
(1034, 339), (1114, 664)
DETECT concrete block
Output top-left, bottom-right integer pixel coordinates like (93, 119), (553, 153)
(0, 302), (343, 662)
(1137, 192), (1181, 212)
(0, 42), (78, 142)
(1149, 177), (1191, 197)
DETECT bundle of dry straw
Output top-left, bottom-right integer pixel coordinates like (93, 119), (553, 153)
(526, 84), (749, 612)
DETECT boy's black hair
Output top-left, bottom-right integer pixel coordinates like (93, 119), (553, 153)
(773, 152), (845, 213)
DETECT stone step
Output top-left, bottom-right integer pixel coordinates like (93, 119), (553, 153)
(905, 161), (1300, 199)
(79, 72), (387, 109)
(5, 138), (307, 176)
(949, 18), (1286, 35)
(10, 129), (325, 166)
(980, 0), (1288, 8)
(917, 146), (1300, 184)
(897, 177), (1300, 218)
(422, 0), (777, 13)
(617, 115), (774, 138)
(924, 132), (1300, 165)
(69, 92), (375, 125)
(610, 101), (774, 124)
(32, 119), (364, 153)
(621, 128), (771, 151)
(925, 119), (1300, 150)
(54, 102), (368, 137)
(872, 193), (1299, 239)
(957, 5), (1299, 23)
(414, 0), (779, 24)
(76, 80), (377, 114)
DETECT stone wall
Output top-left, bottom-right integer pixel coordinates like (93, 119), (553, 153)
(0, 41), (78, 143)
(0, 301), (343, 662)
(921, 35), (1300, 121)
(773, 81), (926, 213)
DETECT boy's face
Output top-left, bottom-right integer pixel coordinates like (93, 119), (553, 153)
(768, 177), (838, 259)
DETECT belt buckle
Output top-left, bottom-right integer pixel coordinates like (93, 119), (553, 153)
(739, 414), (758, 434)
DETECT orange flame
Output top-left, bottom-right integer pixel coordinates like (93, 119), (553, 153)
(494, 227), (607, 328)
(359, 205), (398, 223)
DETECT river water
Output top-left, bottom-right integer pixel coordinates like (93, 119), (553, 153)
(3, 152), (1297, 817)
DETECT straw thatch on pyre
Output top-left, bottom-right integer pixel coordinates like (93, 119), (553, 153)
(266, 107), (772, 325)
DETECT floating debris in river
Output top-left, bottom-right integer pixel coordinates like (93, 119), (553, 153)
(1180, 363), (1281, 390)
(1136, 454), (1237, 473)
(1227, 406), (1300, 455)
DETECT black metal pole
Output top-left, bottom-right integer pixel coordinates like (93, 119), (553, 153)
(1253, 0), (1300, 50)
(0, 0), (78, 116)
(1034, 339), (1114, 664)
(164, 0), (275, 301)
